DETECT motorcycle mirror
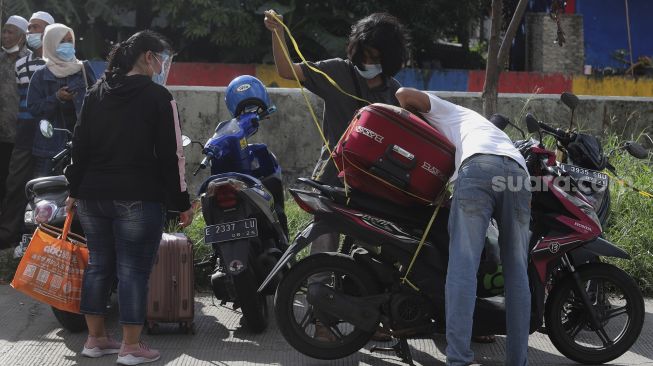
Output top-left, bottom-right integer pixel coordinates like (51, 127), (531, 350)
(624, 141), (649, 159)
(560, 92), (579, 110)
(525, 113), (540, 133)
(489, 114), (510, 131)
(181, 135), (192, 147)
(39, 120), (54, 139)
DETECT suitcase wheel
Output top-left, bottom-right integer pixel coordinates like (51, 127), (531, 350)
(179, 322), (195, 334)
(146, 322), (159, 335)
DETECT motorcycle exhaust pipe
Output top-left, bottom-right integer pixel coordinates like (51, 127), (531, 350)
(306, 283), (388, 333)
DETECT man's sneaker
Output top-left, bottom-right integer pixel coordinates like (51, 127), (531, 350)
(81, 335), (122, 358)
(117, 342), (160, 365)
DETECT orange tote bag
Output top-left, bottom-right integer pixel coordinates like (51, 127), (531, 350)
(11, 210), (89, 313)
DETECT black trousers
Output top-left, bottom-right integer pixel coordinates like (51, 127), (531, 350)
(0, 147), (33, 248)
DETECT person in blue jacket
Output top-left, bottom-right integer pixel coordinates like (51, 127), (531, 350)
(26, 23), (95, 177)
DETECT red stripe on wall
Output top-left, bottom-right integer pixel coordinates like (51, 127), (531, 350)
(467, 71), (572, 94)
(565, 0), (576, 13)
(167, 63), (256, 87)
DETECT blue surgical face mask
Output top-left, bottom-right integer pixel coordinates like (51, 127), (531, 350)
(355, 63), (383, 79)
(56, 42), (75, 61)
(26, 33), (43, 49)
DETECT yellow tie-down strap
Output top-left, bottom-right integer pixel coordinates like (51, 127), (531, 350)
(605, 171), (653, 199)
(400, 190), (448, 291)
(269, 11), (372, 183)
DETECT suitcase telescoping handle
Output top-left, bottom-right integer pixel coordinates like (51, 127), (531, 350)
(370, 144), (417, 190)
(384, 144), (416, 170)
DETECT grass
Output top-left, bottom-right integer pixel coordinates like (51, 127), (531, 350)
(601, 134), (653, 294)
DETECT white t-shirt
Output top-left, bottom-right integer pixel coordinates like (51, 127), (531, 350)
(422, 93), (528, 181)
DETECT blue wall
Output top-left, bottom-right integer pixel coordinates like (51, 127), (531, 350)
(577, 0), (653, 68)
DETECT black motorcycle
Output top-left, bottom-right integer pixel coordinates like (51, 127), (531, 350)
(19, 120), (87, 332)
(259, 114), (647, 364)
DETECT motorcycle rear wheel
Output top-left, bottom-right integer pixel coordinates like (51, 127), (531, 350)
(52, 307), (87, 333)
(274, 252), (380, 360)
(545, 263), (644, 364)
(234, 266), (269, 333)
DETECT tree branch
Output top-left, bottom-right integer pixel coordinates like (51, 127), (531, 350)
(482, 0), (503, 117)
(498, 0), (529, 67)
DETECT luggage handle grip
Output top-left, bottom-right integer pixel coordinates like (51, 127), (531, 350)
(383, 144), (416, 170)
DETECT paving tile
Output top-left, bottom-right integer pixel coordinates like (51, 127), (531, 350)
(0, 286), (651, 365)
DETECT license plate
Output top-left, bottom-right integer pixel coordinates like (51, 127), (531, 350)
(204, 218), (258, 244)
(559, 164), (609, 186)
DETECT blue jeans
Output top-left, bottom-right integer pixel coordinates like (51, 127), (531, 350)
(445, 154), (531, 366)
(78, 200), (165, 325)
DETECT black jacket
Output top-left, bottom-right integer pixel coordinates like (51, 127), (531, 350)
(65, 74), (191, 211)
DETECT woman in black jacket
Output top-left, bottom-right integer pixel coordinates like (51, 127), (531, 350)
(65, 30), (192, 365)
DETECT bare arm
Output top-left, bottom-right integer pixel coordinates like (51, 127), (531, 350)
(395, 87), (431, 113)
(264, 10), (305, 81)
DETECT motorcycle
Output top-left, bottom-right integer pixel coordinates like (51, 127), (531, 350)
(193, 76), (288, 333)
(259, 115), (645, 364)
(489, 92), (648, 282)
(19, 120), (88, 333)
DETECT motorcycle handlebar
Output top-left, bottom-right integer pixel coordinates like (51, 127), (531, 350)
(51, 144), (71, 165)
(193, 152), (215, 176)
(199, 155), (210, 169)
(538, 121), (573, 145)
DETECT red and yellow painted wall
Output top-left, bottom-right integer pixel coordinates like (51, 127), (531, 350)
(88, 62), (653, 97)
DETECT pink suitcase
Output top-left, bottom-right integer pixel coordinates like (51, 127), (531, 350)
(146, 233), (195, 334)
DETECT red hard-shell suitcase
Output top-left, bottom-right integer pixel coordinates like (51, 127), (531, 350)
(146, 233), (195, 334)
(333, 103), (456, 206)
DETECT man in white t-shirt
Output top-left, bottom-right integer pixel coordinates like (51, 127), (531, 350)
(396, 87), (531, 366)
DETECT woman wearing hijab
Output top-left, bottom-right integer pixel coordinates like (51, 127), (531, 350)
(26, 23), (96, 177)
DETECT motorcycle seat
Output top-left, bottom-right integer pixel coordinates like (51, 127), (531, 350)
(297, 178), (436, 227)
(26, 175), (68, 195)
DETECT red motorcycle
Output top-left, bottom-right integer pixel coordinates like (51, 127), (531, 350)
(259, 115), (645, 364)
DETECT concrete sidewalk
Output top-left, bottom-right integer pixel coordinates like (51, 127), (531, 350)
(0, 285), (651, 365)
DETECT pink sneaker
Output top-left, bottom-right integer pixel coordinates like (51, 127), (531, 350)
(117, 342), (160, 365)
(81, 335), (122, 358)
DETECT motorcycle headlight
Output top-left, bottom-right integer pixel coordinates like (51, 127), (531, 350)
(34, 201), (59, 224)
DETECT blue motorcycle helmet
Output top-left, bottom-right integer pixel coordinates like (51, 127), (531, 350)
(225, 75), (273, 117)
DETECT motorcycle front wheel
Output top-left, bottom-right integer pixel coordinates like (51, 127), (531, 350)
(545, 263), (644, 364)
(274, 252), (380, 360)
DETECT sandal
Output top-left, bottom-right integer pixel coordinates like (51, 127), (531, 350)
(471, 335), (496, 343)
(370, 327), (392, 342)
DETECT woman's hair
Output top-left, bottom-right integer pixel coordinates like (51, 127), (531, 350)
(346, 13), (409, 77)
(105, 30), (171, 78)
